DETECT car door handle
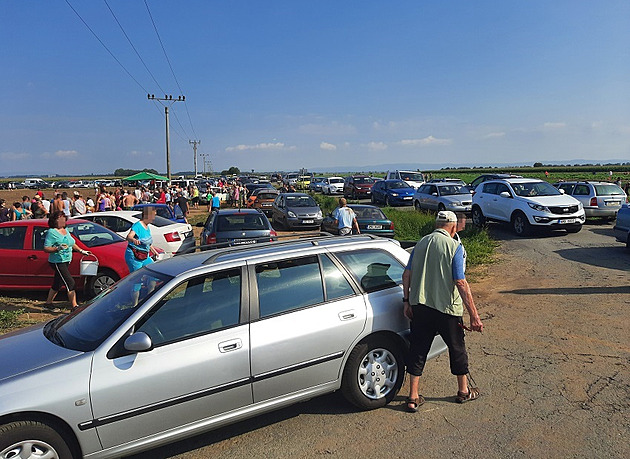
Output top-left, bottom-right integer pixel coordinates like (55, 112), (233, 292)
(27, 255), (38, 260)
(218, 338), (242, 353)
(338, 310), (356, 321)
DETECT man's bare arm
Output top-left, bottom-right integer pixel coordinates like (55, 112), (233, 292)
(455, 278), (483, 332)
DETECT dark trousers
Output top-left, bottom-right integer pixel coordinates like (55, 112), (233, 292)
(50, 262), (75, 292)
(407, 304), (469, 376)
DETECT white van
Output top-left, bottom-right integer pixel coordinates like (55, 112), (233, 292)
(23, 178), (47, 189)
(385, 170), (425, 189)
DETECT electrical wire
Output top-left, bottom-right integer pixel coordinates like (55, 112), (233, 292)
(103, 0), (167, 96)
(144, 0), (199, 139)
(64, 0), (150, 95)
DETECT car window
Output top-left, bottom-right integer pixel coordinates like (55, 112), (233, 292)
(321, 254), (356, 300)
(496, 183), (511, 195)
(399, 172), (424, 181)
(334, 249), (404, 293)
(427, 185), (437, 195)
(573, 185), (590, 196)
(217, 214), (268, 231)
(131, 213), (174, 228)
(557, 184), (574, 194)
(173, 205), (185, 219)
(286, 196), (317, 207)
(0, 226), (26, 250)
(594, 184), (624, 196)
(470, 177), (485, 187)
(482, 183), (498, 194)
(137, 268), (241, 346)
(256, 256), (324, 318)
(387, 181), (409, 189)
(155, 207), (172, 220)
(351, 206), (386, 219)
(354, 177), (375, 184)
(33, 226), (49, 251)
(67, 222), (124, 247)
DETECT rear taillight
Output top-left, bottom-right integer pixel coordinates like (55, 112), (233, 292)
(206, 233), (217, 244)
(164, 231), (182, 242)
(389, 222), (395, 230)
(589, 197), (597, 206)
(270, 230), (277, 239)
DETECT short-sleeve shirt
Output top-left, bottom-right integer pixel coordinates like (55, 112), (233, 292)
(44, 228), (75, 263)
(128, 221), (152, 252)
(332, 206), (356, 229)
(211, 196), (221, 208)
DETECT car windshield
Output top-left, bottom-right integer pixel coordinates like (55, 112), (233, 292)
(286, 196), (318, 207)
(438, 185), (470, 196)
(594, 184), (624, 196)
(511, 182), (562, 197)
(387, 181), (410, 189)
(351, 207), (386, 219)
(131, 213), (178, 228)
(330, 178), (344, 184)
(45, 269), (172, 352)
(354, 177), (375, 184)
(400, 172), (424, 181)
(217, 214), (268, 231)
(67, 221), (124, 247)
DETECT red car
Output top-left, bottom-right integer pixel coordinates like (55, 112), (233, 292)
(0, 219), (130, 297)
(344, 175), (376, 199)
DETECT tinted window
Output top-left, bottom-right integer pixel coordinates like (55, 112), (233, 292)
(0, 226), (26, 250)
(321, 254), (355, 300)
(557, 184), (574, 194)
(137, 268), (241, 346)
(217, 214), (268, 231)
(573, 185), (590, 196)
(33, 226), (48, 251)
(470, 177), (485, 187)
(335, 249), (404, 293)
(399, 172), (424, 181)
(90, 216), (132, 233)
(427, 185), (437, 195)
(256, 256), (324, 318)
(439, 185), (469, 196)
(387, 181), (409, 189)
(594, 184), (624, 196)
(156, 207), (172, 220)
(482, 183), (498, 194)
(351, 206), (386, 219)
(285, 195), (317, 207)
(496, 183), (511, 195)
(511, 182), (561, 197)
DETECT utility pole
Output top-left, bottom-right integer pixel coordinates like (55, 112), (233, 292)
(189, 139), (201, 176)
(200, 153), (209, 174)
(147, 94), (185, 182)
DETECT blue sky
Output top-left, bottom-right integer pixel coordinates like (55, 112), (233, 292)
(1, 1), (629, 176)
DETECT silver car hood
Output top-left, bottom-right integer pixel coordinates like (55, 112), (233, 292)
(0, 322), (83, 382)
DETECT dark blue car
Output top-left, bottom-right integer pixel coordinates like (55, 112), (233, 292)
(370, 180), (415, 206)
(132, 203), (186, 223)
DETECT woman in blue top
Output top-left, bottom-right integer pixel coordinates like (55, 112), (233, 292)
(125, 206), (159, 272)
(44, 211), (90, 311)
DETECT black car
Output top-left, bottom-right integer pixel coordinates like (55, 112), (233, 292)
(199, 208), (277, 247)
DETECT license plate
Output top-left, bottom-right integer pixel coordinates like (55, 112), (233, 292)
(558, 218), (576, 224)
(605, 201), (620, 206)
(233, 239), (256, 245)
(403, 196), (412, 200)
(366, 225), (382, 230)
(262, 203), (272, 206)
(302, 220), (314, 224)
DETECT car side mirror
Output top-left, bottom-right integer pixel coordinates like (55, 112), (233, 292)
(559, 189), (565, 194)
(431, 193), (438, 196)
(499, 191), (511, 198)
(124, 332), (153, 353)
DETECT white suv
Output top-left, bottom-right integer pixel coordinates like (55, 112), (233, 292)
(471, 178), (585, 236)
(385, 170), (425, 189)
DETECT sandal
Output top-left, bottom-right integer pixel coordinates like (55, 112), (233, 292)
(43, 304), (61, 313)
(405, 395), (425, 413)
(455, 387), (480, 403)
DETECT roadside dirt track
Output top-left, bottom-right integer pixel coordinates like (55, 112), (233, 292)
(130, 220), (629, 459)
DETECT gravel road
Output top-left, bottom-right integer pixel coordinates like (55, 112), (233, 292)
(127, 220), (629, 459)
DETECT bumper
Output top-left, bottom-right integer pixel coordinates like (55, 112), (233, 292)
(389, 196), (414, 205)
(613, 226), (629, 243)
(527, 212), (586, 227)
(286, 218), (323, 228)
(445, 204), (472, 214)
(584, 207), (620, 218)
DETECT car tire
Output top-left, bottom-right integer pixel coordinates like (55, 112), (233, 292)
(341, 336), (405, 410)
(414, 200), (421, 211)
(385, 196), (393, 207)
(87, 269), (119, 297)
(471, 206), (485, 227)
(512, 211), (531, 237)
(0, 420), (76, 459)
(438, 203), (446, 212)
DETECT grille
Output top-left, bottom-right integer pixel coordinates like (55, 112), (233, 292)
(548, 205), (578, 215)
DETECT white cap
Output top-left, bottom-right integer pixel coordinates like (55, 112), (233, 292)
(436, 210), (457, 223)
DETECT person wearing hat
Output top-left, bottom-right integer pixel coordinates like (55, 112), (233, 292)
(402, 210), (483, 412)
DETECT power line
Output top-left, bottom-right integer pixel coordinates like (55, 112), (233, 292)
(102, 0), (167, 96)
(64, 0), (150, 94)
(144, 0), (198, 139)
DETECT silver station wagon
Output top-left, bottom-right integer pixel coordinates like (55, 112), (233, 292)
(0, 235), (446, 459)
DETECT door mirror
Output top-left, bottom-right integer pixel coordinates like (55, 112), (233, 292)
(558, 189), (565, 194)
(499, 191), (511, 198)
(124, 332), (153, 353)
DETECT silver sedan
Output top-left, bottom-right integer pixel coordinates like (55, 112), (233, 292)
(413, 183), (473, 213)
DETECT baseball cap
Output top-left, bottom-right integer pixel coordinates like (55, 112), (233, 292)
(436, 210), (457, 223)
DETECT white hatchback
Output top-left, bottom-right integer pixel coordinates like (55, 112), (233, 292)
(322, 176), (345, 194)
(471, 178), (586, 236)
(74, 211), (194, 256)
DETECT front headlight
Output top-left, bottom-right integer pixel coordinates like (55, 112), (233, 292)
(449, 201), (462, 207)
(316, 210), (322, 218)
(288, 211), (297, 218)
(391, 193), (399, 197)
(527, 202), (549, 212)
(577, 202), (583, 210)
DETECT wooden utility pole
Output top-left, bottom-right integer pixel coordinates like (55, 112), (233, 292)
(189, 139), (201, 176)
(147, 94), (185, 182)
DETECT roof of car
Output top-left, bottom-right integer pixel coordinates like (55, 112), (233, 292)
(489, 177), (544, 184)
(214, 208), (263, 215)
(149, 234), (400, 277)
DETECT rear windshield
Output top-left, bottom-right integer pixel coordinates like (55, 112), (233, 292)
(258, 192), (278, 200)
(351, 207), (386, 219)
(594, 184), (625, 196)
(217, 214), (268, 231)
(131, 213), (176, 228)
(438, 185), (469, 196)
